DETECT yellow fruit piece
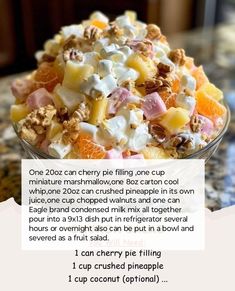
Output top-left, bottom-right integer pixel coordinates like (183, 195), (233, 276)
(64, 150), (79, 159)
(10, 104), (30, 122)
(125, 10), (137, 23)
(198, 82), (223, 101)
(126, 53), (156, 84)
(91, 19), (107, 29)
(89, 97), (108, 125)
(141, 146), (170, 159)
(62, 61), (94, 91)
(160, 107), (190, 134)
(46, 119), (63, 141)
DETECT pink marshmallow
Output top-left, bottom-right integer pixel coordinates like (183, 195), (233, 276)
(198, 115), (214, 135)
(141, 92), (167, 120)
(107, 88), (131, 114)
(11, 78), (34, 102)
(26, 88), (53, 110)
(128, 40), (154, 58)
(105, 149), (123, 159)
(125, 154), (144, 159)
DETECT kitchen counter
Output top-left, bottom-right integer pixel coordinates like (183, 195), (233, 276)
(0, 24), (235, 209)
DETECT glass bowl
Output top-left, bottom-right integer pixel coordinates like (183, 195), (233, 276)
(12, 103), (231, 162)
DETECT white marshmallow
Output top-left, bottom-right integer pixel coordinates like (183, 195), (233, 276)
(48, 140), (72, 159)
(54, 84), (84, 113)
(83, 52), (100, 70)
(80, 74), (117, 99)
(61, 24), (84, 38)
(94, 38), (110, 53)
(176, 93), (196, 114)
(116, 15), (131, 27)
(112, 65), (139, 84)
(90, 11), (109, 23)
(79, 122), (98, 139)
(136, 28), (147, 40)
(119, 46), (132, 57)
(157, 42), (170, 54)
(181, 74), (196, 91)
(100, 44), (119, 58)
(118, 108), (143, 128)
(98, 60), (113, 77)
(127, 123), (151, 151)
(123, 25), (136, 39)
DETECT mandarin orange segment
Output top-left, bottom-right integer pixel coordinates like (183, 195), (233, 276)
(91, 19), (108, 29)
(196, 91), (226, 120)
(159, 92), (176, 109)
(192, 65), (208, 89)
(34, 62), (62, 92)
(172, 78), (180, 94)
(75, 133), (106, 159)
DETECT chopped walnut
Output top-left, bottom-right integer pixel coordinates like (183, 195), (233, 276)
(63, 48), (83, 62)
(127, 39), (153, 57)
(145, 76), (172, 95)
(190, 115), (202, 133)
(107, 22), (123, 38)
(169, 134), (194, 151)
(72, 102), (90, 122)
(56, 107), (69, 122)
(84, 25), (102, 42)
(146, 24), (162, 40)
(168, 48), (186, 66)
(149, 123), (166, 144)
(63, 35), (80, 50)
(62, 118), (80, 144)
(20, 105), (56, 145)
(157, 62), (172, 77)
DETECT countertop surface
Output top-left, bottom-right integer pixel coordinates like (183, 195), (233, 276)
(0, 24), (235, 209)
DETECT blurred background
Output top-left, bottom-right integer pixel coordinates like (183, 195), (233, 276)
(0, 0), (235, 76)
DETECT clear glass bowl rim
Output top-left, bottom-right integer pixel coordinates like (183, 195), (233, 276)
(12, 103), (231, 159)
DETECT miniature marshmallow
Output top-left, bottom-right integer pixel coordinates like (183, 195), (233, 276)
(11, 78), (34, 102)
(79, 122), (98, 139)
(119, 46), (132, 57)
(176, 93), (196, 115)
(141, 92), (167, 120)
(105, 149), (123, 159)
(100, 44), (119, 58)
(116, 15), (131, 27)
(107, 88), (131, 114)
(117, 107), (144, 128)
(98, 60), (113, 77)
(159, 55), (175, 69)
(127, 123), (151, 152)
(123, 25), (136, 39)
(83, 52), (100, 70)
(90, 11), (109, 23)
(27, 88), (53, 110)
(80, 74), (117, 99)
(125, 154), (144, 159)
(100, 116), (127, 145)
(54, 84), (85, 113)
(61, 24), (84, 38)
(112, 65), (139, 84)
(181, 74), (196, 91)
(107, 50), (126, 63)
(198, 115), (214, 135)
(48, 134), (72, 158)
(94, 38), (110, 53)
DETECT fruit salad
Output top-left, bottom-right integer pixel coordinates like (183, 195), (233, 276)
(10, 11), (227, 159)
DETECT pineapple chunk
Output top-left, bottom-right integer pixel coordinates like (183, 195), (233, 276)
(10, 104), (30, 122)
(141, 146), (170, 159)
(198, 82), (223, 101)
(160, 107), (190, 134)
(46, 119), (63, 141)
(126, 53), (156, 84)
(89, 97), (108, 125)
(125, 10), (137, 23)
(63, 61), (94, 91)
